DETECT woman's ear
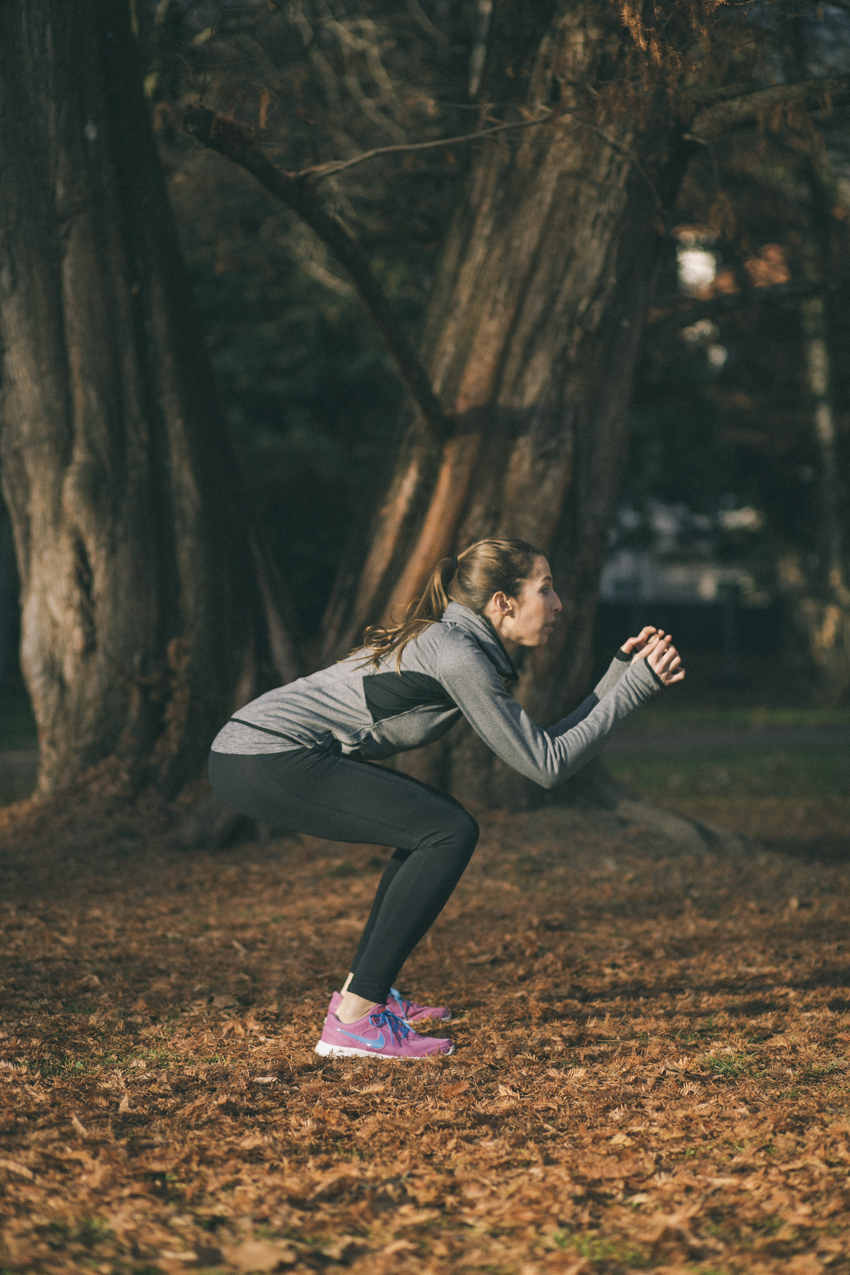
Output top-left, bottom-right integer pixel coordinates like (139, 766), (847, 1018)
(492, 591), (513, 616)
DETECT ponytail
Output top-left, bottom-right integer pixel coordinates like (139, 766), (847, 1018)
(355, 538), (540, 670)
(424, 555), (458, 617)
(357, 555), (459, 669)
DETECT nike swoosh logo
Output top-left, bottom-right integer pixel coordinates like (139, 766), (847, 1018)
(338, 1027), (386, 1049)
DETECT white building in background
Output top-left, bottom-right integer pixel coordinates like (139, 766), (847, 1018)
(599, 230), (783, 614)
(599, 501), (768, 605)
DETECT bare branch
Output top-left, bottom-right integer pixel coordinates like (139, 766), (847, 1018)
(182, 105), (453, 447)
(688, 74), (850, 142)
(293, 110), (556, 179)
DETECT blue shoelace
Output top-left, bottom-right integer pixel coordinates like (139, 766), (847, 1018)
(369, 1008), (410, 1042)
(389, 986), (412, 1017)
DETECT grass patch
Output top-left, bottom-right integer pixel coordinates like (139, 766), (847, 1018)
(29, 1045), (190, 1078)
(0, 681), (37, 748)
(618, 705), (849, 731)
(610, 751), (846, 799)
(42, 1217), (114, 1249)
(702, 1052), (760, 1079)
(606, 704), (849, 801)
(547, 1227), (652, 1266)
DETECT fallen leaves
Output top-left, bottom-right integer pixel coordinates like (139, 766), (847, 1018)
(2, 801), (850, 1272)
(221, 1238), (298, 1270)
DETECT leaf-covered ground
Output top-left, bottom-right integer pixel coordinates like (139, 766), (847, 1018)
(2, 772), (850, 1275)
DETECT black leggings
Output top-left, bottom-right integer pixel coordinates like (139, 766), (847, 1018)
(207, 746), (479, 1003)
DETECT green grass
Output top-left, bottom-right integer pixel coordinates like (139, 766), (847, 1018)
(0, 681), (37, 748)
(546, 1227), (652, 1266)
(607, 705), (848, 799)
(702, 1052), (760, 1079)
(609, 751), (846, 799)
(42, 1218), (114, 1249)
(614, 703), (849, 731)
(28, 1044), (210, 1078)
(2, 684), (846, 806)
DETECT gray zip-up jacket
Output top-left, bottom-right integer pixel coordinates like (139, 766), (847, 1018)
(211, 602), (662, 789)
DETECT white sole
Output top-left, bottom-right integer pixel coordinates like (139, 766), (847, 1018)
(315, 1040), (454, 1060)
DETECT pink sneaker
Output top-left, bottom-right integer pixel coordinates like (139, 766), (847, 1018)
(315, 1006), (453, 1059)
(328, 987), (451, 1023)
(388, 986), (452, 1023)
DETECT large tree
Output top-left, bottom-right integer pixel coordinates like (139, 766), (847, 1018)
(183, 3), (723, 805)
(311, 2), (739, 803)
(0, 0), (297, 798)
(307, 2), (850, 794)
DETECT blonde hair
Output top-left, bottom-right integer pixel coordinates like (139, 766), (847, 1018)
(357, 537), (541, 669)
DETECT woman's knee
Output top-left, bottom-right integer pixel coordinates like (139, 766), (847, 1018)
(434, 805), (479, 858)
(460, 809), (480, 852)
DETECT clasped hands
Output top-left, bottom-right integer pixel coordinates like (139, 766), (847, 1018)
(620, 625), (685, 687)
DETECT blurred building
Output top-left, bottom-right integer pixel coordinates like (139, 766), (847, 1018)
(596, 501), (780, 681)
(599, 501), (768, 607)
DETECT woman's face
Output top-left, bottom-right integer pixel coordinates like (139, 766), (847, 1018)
(493, 555), (563, 648)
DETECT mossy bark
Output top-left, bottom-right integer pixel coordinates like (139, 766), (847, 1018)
(0, 0), (297, 797)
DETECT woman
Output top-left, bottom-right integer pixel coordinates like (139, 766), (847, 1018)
(209, 538), (684, 1060)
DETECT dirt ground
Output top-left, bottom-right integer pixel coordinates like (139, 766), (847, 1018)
(1, 773), (850, 1275)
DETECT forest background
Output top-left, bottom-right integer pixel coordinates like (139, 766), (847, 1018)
(1, 3), (850, 1274)
(1, 0), (849, 813)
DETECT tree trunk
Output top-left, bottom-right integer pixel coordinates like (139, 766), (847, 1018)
(319, 3), (690, 804)
(779, 230), (850, 704)
(772, 19), (850, 705)
(0, 0), (298, 798)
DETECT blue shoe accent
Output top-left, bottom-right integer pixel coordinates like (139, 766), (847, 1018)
(388, 986), (411, 1016)
(338, 1027), (387, 1049)
(335, 1008), (410, 1052)
(316, 1005), (451, 1060)
(372, 1008), (410, 1043)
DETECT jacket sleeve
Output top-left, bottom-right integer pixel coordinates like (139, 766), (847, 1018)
(437, 634), (662, 790)
(593, 649), (631, 699)
(533, 650), (633, 734)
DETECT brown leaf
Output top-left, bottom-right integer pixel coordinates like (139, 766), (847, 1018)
(221, 1239), (297, 1271)
(379, 1239), (417, 1255)
(785, 1257), (824, 1275)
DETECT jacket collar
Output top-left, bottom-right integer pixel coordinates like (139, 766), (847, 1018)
(441, 602), (518, 682)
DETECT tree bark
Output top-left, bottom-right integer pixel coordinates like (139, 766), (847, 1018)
(0, 0), (298, 798)
(773, 22), (850, 705)
(779, 193), (850, 704)
(319, 3), (691, 804)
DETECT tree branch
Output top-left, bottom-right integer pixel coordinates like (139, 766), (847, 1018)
(295, 112), (555, 179)
(688, 74), (850, 142)
(182, 105), (454, 447)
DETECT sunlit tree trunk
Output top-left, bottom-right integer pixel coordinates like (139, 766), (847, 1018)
(320, 3), (690, 803)
(0, 0), (298, 798)
(779, 222), (850, 704)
